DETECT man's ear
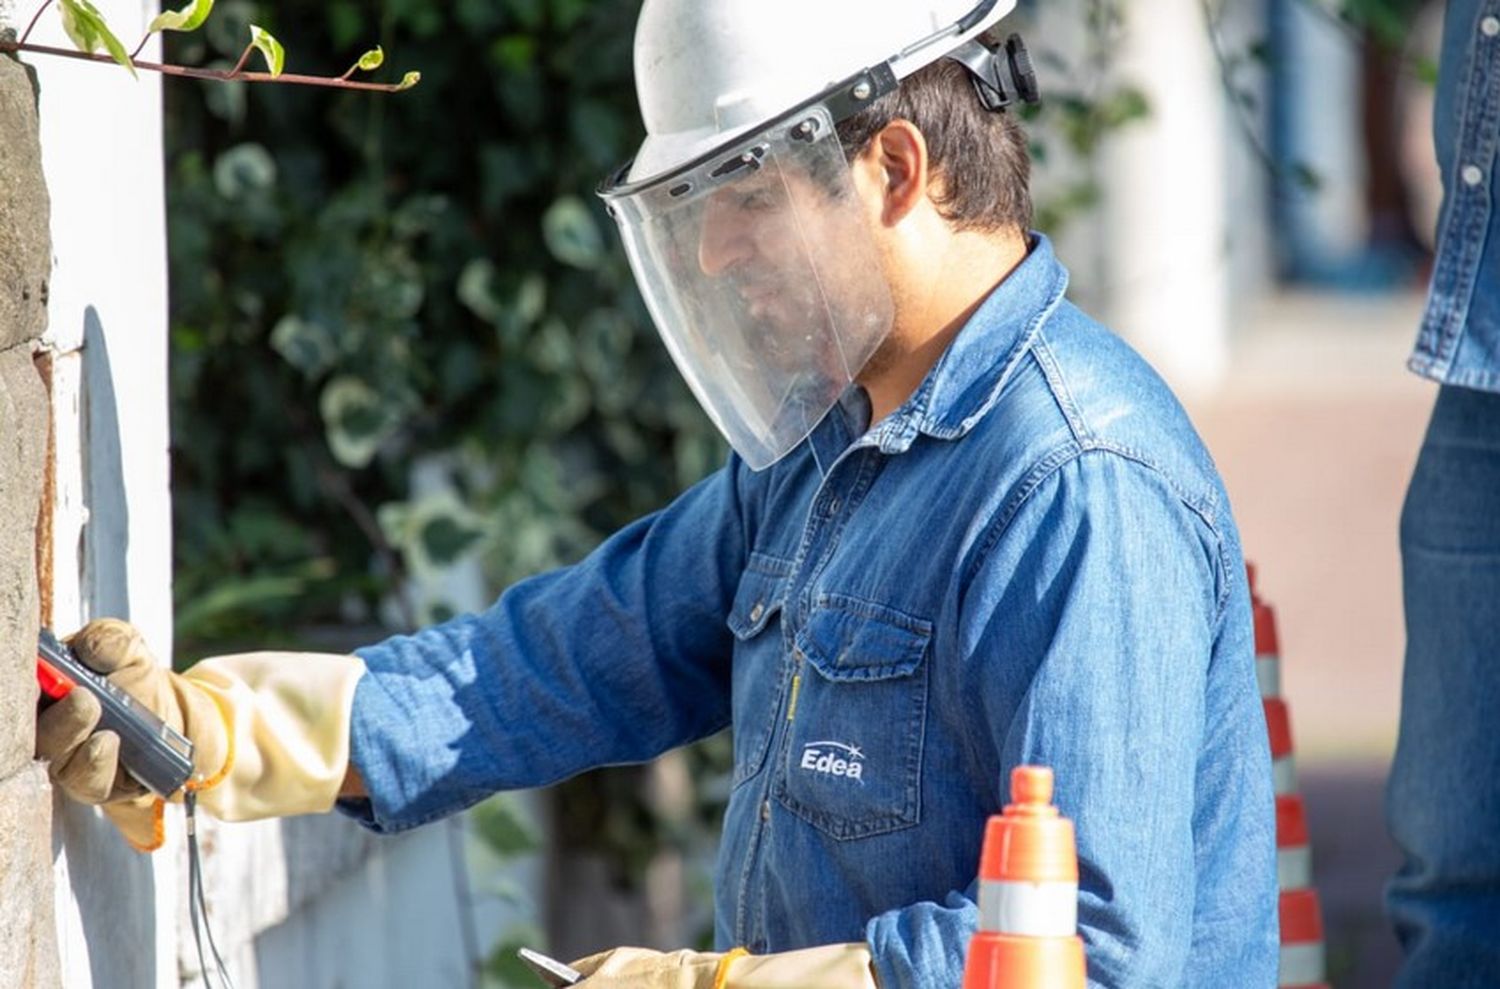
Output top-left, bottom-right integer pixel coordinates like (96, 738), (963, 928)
(851, 119), (930, 228)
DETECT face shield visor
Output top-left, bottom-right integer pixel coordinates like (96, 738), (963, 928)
(601, 101), (895, 470)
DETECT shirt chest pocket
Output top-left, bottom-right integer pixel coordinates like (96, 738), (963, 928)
(774, 594), (932, 840)
(726, 557), (793, 788)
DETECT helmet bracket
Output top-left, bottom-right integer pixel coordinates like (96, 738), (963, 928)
(945, 33), (1040, 113)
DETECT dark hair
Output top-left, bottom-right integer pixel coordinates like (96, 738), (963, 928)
(835, 53), (1033, 234)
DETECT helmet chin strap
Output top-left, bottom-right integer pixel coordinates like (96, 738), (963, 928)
(944, 33), (1041, 113)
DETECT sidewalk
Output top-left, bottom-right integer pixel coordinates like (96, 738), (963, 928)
(1183, 289), (1431, 987)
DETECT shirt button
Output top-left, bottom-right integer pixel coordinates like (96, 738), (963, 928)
(1483, 15), (1500, 36)
(749, 602), (764, 623)
(1463, 164), (1485, 187)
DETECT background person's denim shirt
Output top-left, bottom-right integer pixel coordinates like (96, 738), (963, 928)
(340, 235), (1278, 988)
(1410, 0), (1500, 389)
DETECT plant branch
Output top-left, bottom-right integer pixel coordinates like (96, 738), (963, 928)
(0, 39), (415, 91)
(228, 41), (253, 77)
(129, 31), (151, 60)
(1199, 0), (1282, 177)
(18, 0), (54, 45)
(312, 454), (419, 632)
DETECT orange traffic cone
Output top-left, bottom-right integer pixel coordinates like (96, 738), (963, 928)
(1279, 889), (1330, 989)
(963, 766), (1086, 989)
(1247, 564), (1331, 989)
(1275, 795), (1313, 891)
(1248, 563), (1282, 699)
(1264, 696), (1297, 796)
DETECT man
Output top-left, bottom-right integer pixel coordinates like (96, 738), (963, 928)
(1387, 0), (1500, 983)
(35, 1), (1277, 985)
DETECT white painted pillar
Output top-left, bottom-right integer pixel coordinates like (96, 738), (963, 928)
(1275, 0), (1368, 267)
(1098, 0), (1231, 394)
(27, 0), (177, 984)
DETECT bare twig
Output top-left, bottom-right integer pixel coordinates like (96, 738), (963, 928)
(18, 0), (54, 45)
(306, 451), (419, 632)
(227, 41), (253, 77)
(129, 31), (151, 60)
(1199, 0), (1281, 177)
(0, 39), (415, 92)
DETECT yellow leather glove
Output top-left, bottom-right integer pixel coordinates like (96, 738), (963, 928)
(570, 943), (878, 988)
(34, 618), (365, 851)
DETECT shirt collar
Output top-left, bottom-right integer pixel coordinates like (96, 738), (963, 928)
(804, 233), (1069, 474)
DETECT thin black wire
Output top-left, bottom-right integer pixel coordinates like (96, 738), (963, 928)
(185, 793), (236, 989)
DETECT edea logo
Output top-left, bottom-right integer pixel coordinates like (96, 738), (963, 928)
(799, 741), (865, 782)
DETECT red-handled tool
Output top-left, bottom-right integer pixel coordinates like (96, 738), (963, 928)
(36, 628), (195, 798)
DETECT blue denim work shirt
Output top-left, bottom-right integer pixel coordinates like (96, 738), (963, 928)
(339, 235), (1278, 988)
(1410, 0), (1500, 389)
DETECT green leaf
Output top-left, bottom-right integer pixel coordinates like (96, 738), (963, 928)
(212, 142), (277, 198)
(420, 514), (484, 566)
(378, 493), (490, 574)
(270, 315), (337, 378)
(248, 24), (285, 77)
(1291, 162), (1323, 193)
(319, 376), (402, 468)
(542, 196), (604, 270)
(58, 0), (136, 77)
(457, 259), (502, 322)
(396, 70), (421, 91)
(471, 794), (541, 857)
(346, 45), (384, 75)
(148, 0), (215, 34)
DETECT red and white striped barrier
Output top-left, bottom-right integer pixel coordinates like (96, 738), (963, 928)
(1250, 564), (1282, 699)
(1276, 795), (1312, 891)
(1264, 697), (1297, 796)
(1278, 889), (1330, 989)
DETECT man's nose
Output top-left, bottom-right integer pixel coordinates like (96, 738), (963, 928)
(697, 201), (751, 277)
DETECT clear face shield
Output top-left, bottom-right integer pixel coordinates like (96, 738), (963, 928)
(601, 104), (895, 470)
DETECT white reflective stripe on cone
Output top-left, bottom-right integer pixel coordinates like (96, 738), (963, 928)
(1277, 845), (1312, 890)
(1279, 941), (1326, 986)
(1257, 656), (1281, 698)
(978, 879), (1078, 937)
(1273, 755), (1297, 796)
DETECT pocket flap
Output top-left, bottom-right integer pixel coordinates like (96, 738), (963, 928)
(795, 594), (933, 681)
(727, 555), (792, 640)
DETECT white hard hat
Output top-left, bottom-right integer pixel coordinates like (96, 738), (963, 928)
(597, 0), (1026, 470)
(626, 0), (1019, 184)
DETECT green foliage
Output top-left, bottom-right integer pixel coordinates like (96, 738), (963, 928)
(166, 0), (720, 653)
(164, 0), (723, 951)
(58, 0), (134, 75)
(247, 23), (284, 75)
(149, 0), (216, 36)
(347, 44), (382, 75)
(1332, 0), (1428, 49)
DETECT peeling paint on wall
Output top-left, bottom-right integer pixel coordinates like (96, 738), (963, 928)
(0, 46), (61, 989)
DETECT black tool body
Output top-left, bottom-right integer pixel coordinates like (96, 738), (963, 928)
(36, 628), (195, 797)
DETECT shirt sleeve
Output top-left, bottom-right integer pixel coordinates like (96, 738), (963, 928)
(338, 462), (749, 833)
(867, 450), (1274, 988)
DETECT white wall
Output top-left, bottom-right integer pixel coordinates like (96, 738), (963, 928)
(26, 6), (537, 984)
(29, 0), (179, 985)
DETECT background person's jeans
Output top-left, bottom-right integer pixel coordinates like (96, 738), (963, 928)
(1388, 383), (1500, 987)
